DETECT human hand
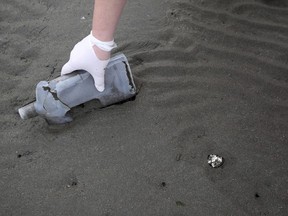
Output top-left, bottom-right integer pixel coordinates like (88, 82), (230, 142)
(61, 33), (116, 92)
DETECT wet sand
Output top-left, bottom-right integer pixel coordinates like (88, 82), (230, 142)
(1, 0), (288, 215)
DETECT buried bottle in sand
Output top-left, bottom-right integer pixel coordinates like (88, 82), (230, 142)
(18, 53), (136, 124)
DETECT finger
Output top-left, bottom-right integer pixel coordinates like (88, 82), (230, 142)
(91, 73), (105, 92)
(61, 62), (76, 76)
(95, 84), (105, 92)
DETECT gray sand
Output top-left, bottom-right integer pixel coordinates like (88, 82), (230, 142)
(1, 0), (288, 215)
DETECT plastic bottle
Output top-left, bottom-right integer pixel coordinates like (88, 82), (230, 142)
(18, 53), (136, 124)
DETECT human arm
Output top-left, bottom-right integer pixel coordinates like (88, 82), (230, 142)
(61, 0), (127, 92)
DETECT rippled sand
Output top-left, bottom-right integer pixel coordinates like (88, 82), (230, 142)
(1, 0), (288, 215)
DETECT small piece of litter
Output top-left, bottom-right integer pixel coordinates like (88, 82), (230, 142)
(207, 154), (224, 168)
(81, 16), (86, 20)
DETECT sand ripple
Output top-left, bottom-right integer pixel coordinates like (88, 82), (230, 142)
(126, 1), (288, 214)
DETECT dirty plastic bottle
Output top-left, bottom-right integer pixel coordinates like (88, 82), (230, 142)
(18, 53), (136, 124)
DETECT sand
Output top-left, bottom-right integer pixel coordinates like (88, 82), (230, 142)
(1, 0), (288, 215)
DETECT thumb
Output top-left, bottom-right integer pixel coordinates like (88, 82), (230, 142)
(91, 71), (105, 92)
(61, 61), (76, 76)
(89, 58), (109, 92)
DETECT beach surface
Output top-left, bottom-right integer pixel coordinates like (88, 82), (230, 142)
(1, 0), (288, 215)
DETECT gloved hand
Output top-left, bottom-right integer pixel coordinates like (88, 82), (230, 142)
(61, 32), (117, 92)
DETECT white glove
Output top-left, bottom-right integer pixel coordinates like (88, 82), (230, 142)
(61, 32), (117, 92)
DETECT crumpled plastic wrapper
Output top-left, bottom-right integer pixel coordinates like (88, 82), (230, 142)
(207, 154), (224, 168)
